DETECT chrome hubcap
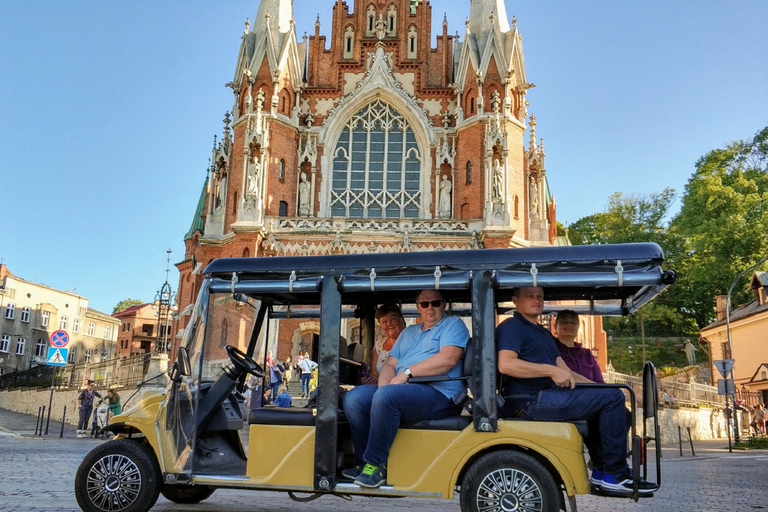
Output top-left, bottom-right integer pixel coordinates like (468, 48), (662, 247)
(476, 468), (543, 512)
(86, 454), (142, 511)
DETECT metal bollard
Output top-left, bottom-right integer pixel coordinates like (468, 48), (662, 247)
(35, 406), (42, 435)
(60, 406), (67, 438)
(687, 427), (696, 456)
(38, 406), (45, 436)
(678, 425), (683, 456)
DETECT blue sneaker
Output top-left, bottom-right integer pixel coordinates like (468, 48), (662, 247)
(599, 472), (656, 495)
(354, 463), (387, 488)
(341, 463), (365, 480)
(590, 469), (604, 486)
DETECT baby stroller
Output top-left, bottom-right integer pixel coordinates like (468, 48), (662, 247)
(90, 400), (110, 439)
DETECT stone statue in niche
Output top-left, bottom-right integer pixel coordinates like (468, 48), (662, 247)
(246, 157), (260, 198)
(529, 176), (539, 214)
(492, 159), (503, 199)
(298, 172), (310, 216)
(214, 173), (227, 213)
(438, 174), (452, 218)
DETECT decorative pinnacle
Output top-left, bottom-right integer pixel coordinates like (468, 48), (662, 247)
(245, 18), (251, 33)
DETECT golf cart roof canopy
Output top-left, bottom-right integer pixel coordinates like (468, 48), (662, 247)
(204, 242), (676, 316)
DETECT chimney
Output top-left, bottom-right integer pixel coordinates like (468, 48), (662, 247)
(715, 295), (729, 321)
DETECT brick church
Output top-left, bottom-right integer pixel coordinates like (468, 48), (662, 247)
(173, 0), (570, 364)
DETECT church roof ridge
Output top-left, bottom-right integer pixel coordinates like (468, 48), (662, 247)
(184, 176), (209, 241)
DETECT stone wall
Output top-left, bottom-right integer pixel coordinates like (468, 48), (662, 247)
(1, 385), (731, 442)
(0, 386), (143, 426)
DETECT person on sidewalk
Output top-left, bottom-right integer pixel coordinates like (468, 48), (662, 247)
(342, 289), (469, 488)
(298, 351), (317, 398)
(76, 380), (101, 438)
(496, 286), (655, 496)
(273, 384), (292, 408)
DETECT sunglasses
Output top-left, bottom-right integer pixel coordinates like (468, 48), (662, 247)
(417, 300), (444, 308)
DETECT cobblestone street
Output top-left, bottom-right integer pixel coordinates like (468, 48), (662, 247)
(2, 408), (767, 512)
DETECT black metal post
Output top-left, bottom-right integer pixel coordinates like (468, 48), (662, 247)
(687, 427), (695, 456)
(678, 426), (683, 456)
(60, 405), (67, 438)
(37, 406), (45, 436)
(726, 403), (732, 453)
(45, 367), (56, 435)
(35, 406), (42, 435)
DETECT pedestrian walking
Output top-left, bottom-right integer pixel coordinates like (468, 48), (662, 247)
(76, 380), (101, 438)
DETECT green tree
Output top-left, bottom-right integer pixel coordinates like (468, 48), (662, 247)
(113, 298), (143, 314)
(672, 126), (768, 327)
(567, 188), (695, 336)
(568, 188), (677, 245)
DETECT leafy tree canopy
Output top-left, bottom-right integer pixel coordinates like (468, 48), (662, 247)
(672, 126), (768, 327)
(113, 298), (143, 314)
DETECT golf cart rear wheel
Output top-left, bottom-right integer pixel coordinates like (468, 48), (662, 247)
(160, 484), (215, 504)
(460, 450), (559, 512)
(74, 439), (161, 512)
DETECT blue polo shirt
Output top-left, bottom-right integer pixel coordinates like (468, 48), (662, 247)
(390, 315), (469, 400)
(496, 312), (560, 398)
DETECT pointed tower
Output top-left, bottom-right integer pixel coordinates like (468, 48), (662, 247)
(452, 1), (553, 246)
(469, 0), (510, 34)
(173, 0), (560, 358)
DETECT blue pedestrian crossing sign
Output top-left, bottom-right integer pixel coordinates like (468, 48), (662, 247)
(47, 347), (68, 366)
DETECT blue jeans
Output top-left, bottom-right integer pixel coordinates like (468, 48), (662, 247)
(343, 383), (460, 467)
(78, 405), (93, 430)
(504, 387), (628, 475)
(301, 373), (311, 395)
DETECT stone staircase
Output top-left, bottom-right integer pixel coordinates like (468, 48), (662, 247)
(286, 378), (309, 408)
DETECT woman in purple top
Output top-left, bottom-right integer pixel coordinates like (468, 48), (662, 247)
(554, 310), (604, 383)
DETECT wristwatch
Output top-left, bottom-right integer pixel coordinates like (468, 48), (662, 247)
(404, 368), (413, 380)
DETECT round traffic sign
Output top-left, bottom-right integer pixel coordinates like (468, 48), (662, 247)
(51, 330), (70, 348)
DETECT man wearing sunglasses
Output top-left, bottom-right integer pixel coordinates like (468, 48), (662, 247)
(343, 289), (469, 488)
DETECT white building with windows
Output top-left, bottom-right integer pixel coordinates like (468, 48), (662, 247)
(0, 264), (120, 375)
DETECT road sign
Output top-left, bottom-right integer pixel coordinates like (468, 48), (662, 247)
(713, 359), (735, 379)
(50, 330), (70, 348)
(717, 378), (735, 396)
(47, 347), (68, 366)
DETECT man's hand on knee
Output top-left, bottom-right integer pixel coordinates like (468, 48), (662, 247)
(551, 366), (575, 389)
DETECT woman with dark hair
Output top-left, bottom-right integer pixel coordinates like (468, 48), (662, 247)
(554, 310), (604, 383)
(371, 303), (406, 380)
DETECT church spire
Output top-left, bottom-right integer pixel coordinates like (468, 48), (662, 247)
(469, 0), (510, 34)
(253, 0), (294, 34)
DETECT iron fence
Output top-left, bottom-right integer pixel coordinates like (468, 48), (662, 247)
(0, 354), (152, 391)
(605, 369), (723, 408)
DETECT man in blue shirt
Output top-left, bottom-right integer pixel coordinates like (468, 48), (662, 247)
(496, 286), (655, 496)
(343, 289), (469, 488)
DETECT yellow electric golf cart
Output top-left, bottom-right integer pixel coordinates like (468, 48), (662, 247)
(75, 243), (674, 512)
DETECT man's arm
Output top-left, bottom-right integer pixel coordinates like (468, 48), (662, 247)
(499, 349), (575, 389)
(378, 356), (398, 386)
(556, 357), (593, 384)
(389, 345), (464, 385)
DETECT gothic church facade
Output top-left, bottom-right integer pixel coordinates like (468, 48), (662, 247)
(174, 0), (557, 359)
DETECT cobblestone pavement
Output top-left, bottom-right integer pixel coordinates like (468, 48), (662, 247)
(2, 407), (767, 512)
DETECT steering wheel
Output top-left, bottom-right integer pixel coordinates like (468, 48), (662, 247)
(225, 345), (264, 378)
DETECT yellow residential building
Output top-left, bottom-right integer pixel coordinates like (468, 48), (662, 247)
(0, 264), (120, 375)
(700, 271), (768, 405)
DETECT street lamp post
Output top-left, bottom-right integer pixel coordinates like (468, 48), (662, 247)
(725, 255), (768, 443)
(153, 250), (176, 354)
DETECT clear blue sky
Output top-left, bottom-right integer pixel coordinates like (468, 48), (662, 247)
(1, 1), (766, 314)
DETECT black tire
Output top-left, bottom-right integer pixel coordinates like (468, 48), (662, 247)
(74, 439), (161, 512)
(460, 450), (560, 512)
(160, 485), (215, 504)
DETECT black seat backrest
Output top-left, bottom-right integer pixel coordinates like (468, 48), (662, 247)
(347, 342), (364, 362)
